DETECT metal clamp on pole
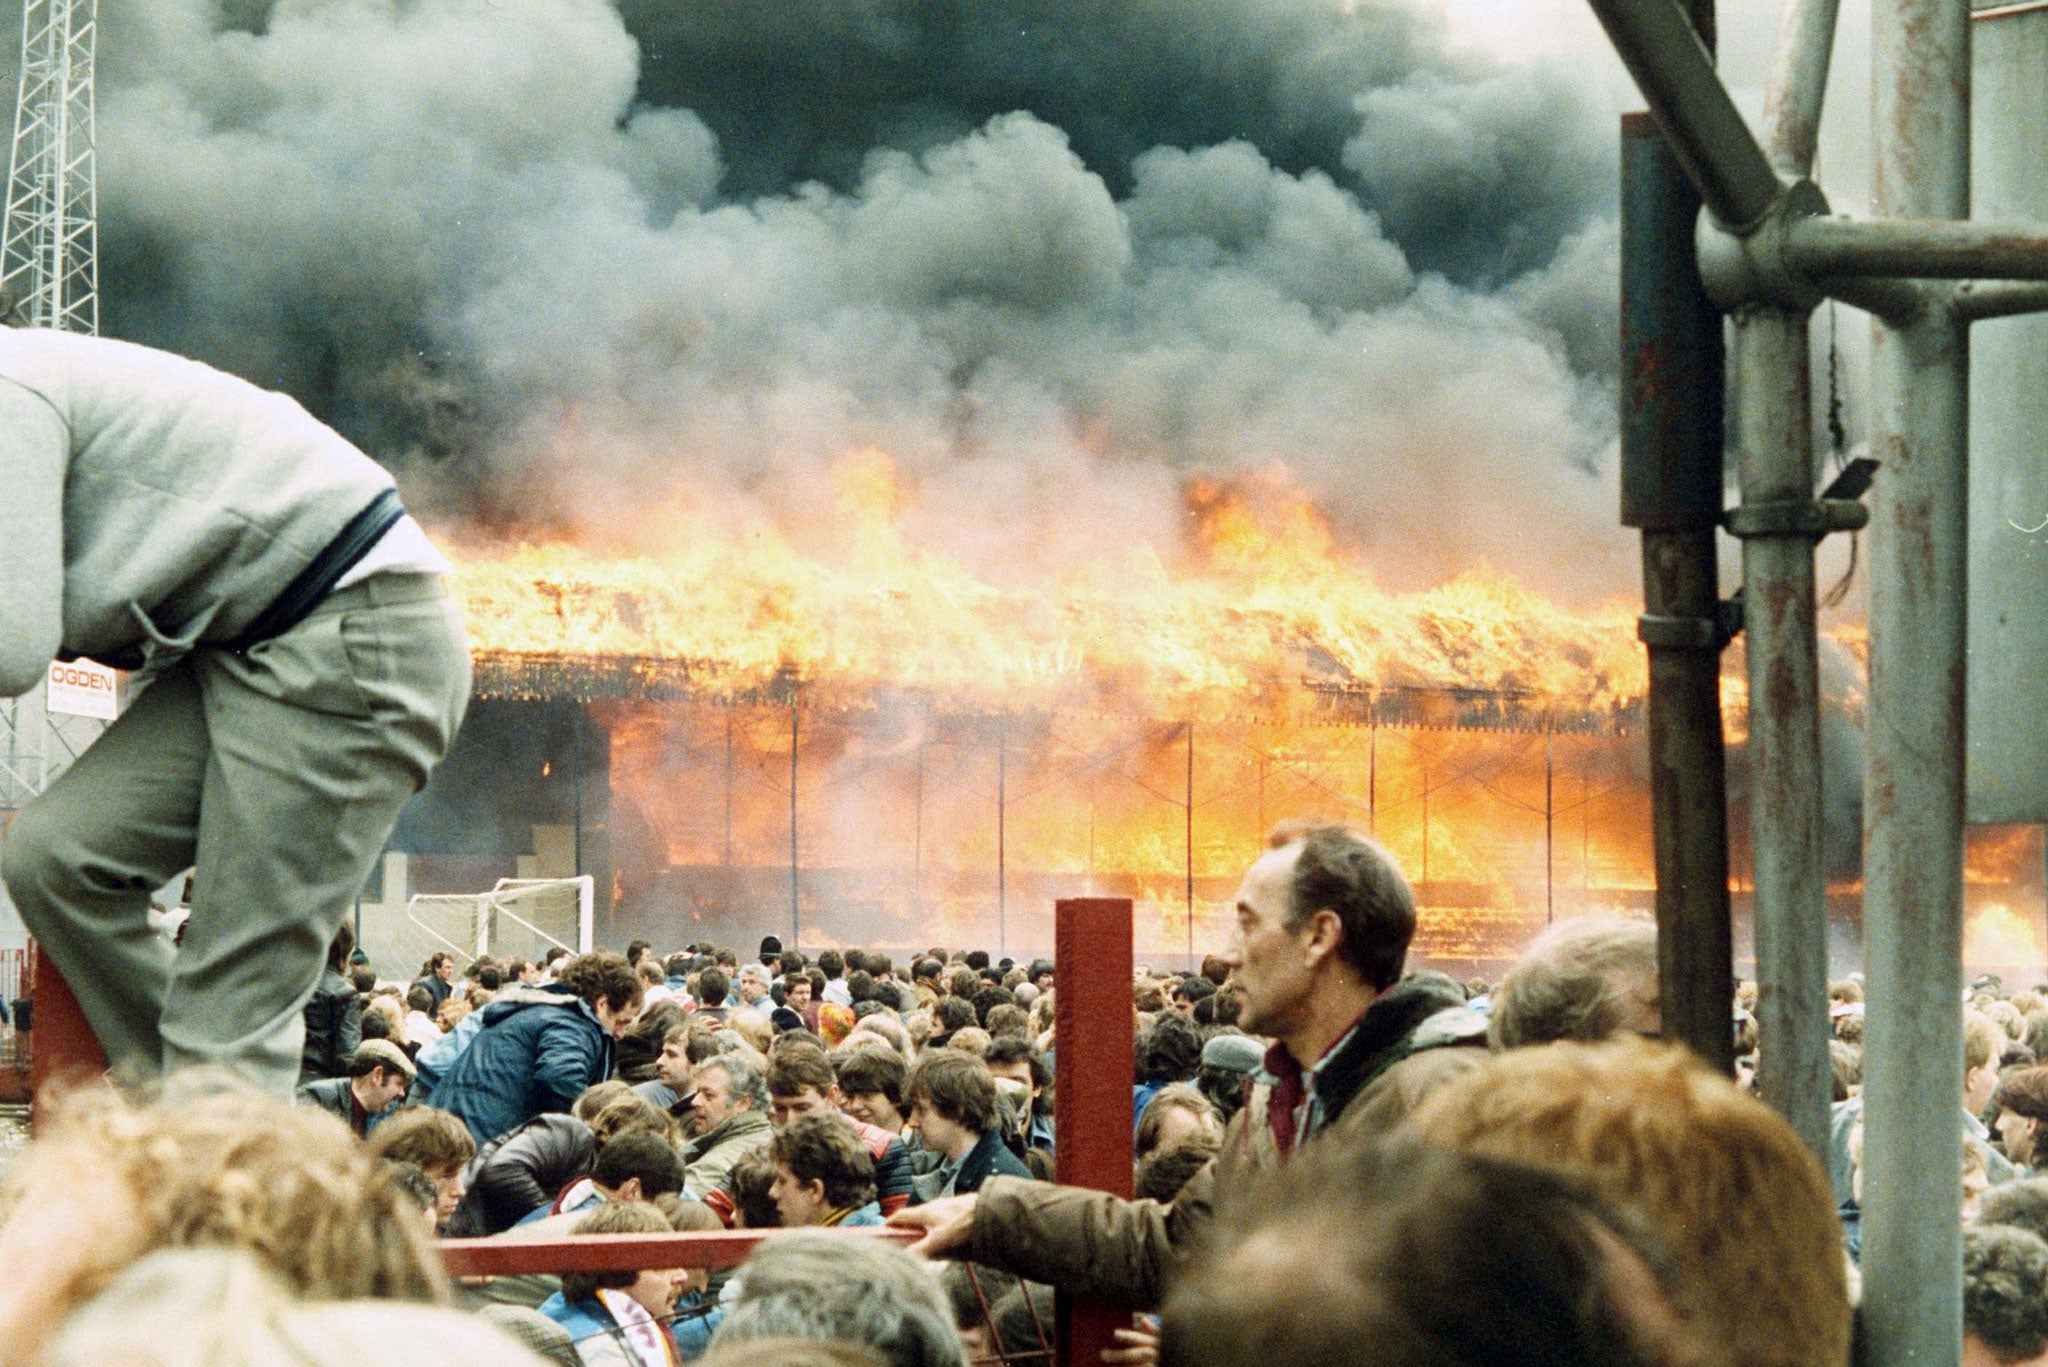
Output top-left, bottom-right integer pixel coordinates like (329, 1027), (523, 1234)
(1724, 497), (1870, 537)
(1638, 594), (1745, 650)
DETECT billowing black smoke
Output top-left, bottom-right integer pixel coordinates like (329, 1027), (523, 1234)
(59, 0), (1628, 595)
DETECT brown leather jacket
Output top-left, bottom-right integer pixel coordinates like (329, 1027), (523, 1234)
(965, 978), (1486, 1308)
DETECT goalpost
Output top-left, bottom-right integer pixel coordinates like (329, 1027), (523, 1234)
(379, 876), (594, 978)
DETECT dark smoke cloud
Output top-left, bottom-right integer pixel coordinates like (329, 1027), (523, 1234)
(29, 0), (1628, 597)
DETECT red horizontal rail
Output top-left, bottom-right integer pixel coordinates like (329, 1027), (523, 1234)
(437, 1226), (918, 1278)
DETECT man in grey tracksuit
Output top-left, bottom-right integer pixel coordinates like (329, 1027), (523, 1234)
(0, 328), (470, 1093)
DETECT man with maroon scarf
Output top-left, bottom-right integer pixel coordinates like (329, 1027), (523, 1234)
(890, 822), (1485, 1309)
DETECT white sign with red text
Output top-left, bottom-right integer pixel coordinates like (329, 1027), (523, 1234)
(46, 660), (120, 720)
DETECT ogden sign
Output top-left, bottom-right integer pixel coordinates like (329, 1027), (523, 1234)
(46, 660), (120, 720)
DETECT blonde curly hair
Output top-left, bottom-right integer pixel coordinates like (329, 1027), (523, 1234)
(0, 1074), (447, 1349)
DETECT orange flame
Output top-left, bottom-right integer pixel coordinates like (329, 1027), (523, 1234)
(447, 451), (1648, 719)
(439, 452), (1677, 962)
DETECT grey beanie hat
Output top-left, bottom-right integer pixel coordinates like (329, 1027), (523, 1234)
(1200, 1033), (1266, 1074)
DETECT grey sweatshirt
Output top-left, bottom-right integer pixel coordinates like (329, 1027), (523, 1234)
(0, 329), (396, 693)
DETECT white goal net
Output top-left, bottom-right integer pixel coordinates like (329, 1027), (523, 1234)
(371, 877), (593, 981)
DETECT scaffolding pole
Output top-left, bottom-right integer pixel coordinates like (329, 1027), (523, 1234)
(789, 691), (799, 944)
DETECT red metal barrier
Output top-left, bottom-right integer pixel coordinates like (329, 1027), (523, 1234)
(27, 942), (107, 1124)
(438, 1226), (916, 1278)
(1053, 897), (1135, 1367)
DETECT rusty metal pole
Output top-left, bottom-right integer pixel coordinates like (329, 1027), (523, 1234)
(789, 690), (800, 944)
(1860, 0), (1972, 1349)
(27, 942), (106, 1125)
(1184, 720), (1195, 968)
(1621, 111), (1737, 1075)
(997, 724), (1008, 957)
(1545, 726), (1555, 924)
(1055, 897), (1134, 1367)
(1727, 307), (1832, 1160)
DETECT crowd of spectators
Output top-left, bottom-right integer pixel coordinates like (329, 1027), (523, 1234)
(0, 820), (2039, 1365)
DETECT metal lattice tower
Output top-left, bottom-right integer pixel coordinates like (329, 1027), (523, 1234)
(3, 0), (96, 332)
(0, 0), (99, 809)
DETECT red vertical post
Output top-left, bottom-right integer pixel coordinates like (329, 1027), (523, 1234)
(1054, 897), (1133, 1367)
(28, 942), (107, 1124)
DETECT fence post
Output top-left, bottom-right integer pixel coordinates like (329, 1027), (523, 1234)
(1054, 897), (1134, 1367)
(28, 941), (107, 1124)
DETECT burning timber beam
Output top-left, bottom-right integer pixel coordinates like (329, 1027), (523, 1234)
(467, 650), (1642, 737)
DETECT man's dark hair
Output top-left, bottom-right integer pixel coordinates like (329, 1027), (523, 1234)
(350, 966), (378, 995)
(1162, 1140), (1690, 1367)
(971, 985), (1016, 1027)
(543, 946), (570, 966)
(984, 1035), (1051, 1117)
(1203, 991), (1242, 1028)
(698, 967), (730, 1007)
(1996, 1067), (2048, 1123)
(1027, 958), (1054, 982)
(617, 1000), (687, 1083)
(477, 966), (504, 991)
(846, 969), (877, 1004)
(405, 984), (435, 1014)
(359, 1009), (393, 1042)
(771, 1113), (877, 1211)
(818, 950), (844, 979)
(1966, 1224), (2048, 1363)
(965, 951), (991, 972)
(984, 1004), (1031, 1039)
(1268, 823), (1416, 992)
(1138, 1013), (1204, 1085)
(906, 1051), (998, 1133)
(913, 957), (943, 982)
(325, 923), (355, 974)
(555, 950), (645, 1014)
(1980, 1178), (2048, 1246)
(664, 952), (691, 977)
(932, 997), (977, 1037)
(1199, 955), (1230, 986)
(833, 1047), (908, 1109)
(768, 1042), (840, 1098)
(562, 1200), (671, 1301)
(594, 1131), (687, 1199)
(728, 1151), (782, 1229)
(983, 1035), (1050, 1089)
(947, 968), (981, 1001)
(781, 949), (809, 974)
(1173, 977), (1217, 1005)
(627, 939), (652, 965)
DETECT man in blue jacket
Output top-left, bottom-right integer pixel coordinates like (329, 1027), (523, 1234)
(424, 950), (642, 1145)
(904, 1049), (1035, 1203)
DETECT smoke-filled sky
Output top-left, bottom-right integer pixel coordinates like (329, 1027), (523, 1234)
(10, 0), (1873, 604)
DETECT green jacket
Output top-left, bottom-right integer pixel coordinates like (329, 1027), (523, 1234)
(683, 1106), (773, 1196)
